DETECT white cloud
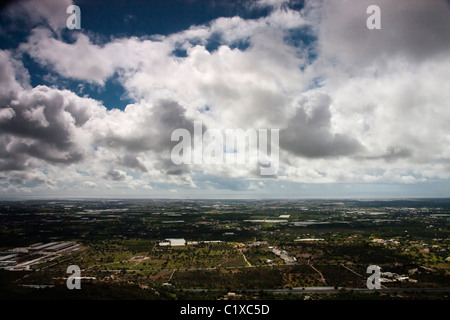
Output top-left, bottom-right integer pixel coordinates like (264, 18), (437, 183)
(20, 28), (169, 85)
(3, 0), (74, 31)
(1, 1), (450, 197)
(0, 108), (15, 122)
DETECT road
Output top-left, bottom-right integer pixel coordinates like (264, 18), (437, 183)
(179, 286), (450, 294)
(340, 263), (364, 278)
(239, 249), (252, 267)
(258, 286), (450, 294)
(308, 262), (326, 285)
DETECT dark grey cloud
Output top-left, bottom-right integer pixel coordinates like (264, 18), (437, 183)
(0, 51), (22, 106)
(363, 146), (413, 163)
(0, 136), (28, 171)
(93, 99), (198, 177)
(280, 93), (362, 158)
(119, 155), (147, 172)
(0, 50), (99, 174)
(319, 0), (450, 68)
(155, 156), (190, 176)
(0, 87), (88, 168)
(105, 169), (126, 181)
(6, 171), (45, 186)
(0, 51), (99, 172)
(93, 100), (196, 153)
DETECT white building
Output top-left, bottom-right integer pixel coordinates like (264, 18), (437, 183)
(167, 238), (186, 246)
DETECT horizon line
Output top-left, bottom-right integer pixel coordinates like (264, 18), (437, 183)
(1, 196), (450, 202)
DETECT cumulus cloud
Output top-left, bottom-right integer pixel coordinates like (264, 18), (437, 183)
(20, 28), (165, 85)
(0, 85), (104, 168)
(0, 49), (93, 172)
(2, 0), (73, 31)
(1, 0), (450, 197)
(105, 168), (127, 181)
(280, 92), (363, 158)
(0, 50), (25, 103)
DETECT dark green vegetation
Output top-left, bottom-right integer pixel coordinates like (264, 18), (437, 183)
(0, 199), (449, 300)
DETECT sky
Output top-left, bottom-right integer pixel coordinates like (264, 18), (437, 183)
(0, 0), (450, 199)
